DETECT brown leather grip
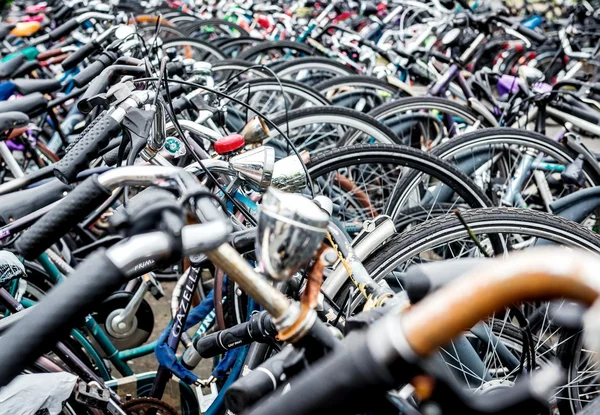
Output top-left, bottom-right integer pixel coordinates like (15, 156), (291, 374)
(401, 248), (600, 357)
(37, 48), (63, 60)
(47, 53), (70, 65)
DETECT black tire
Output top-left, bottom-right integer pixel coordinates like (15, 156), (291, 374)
(212, 59), (271, 84)
(392, 128), (600, 213)
(314, 75), (412, 112)
(272, 57), (358, 85)
(368, 96), (494, 147)
(161, 37), (227, 62)
(182, 18), (249, 40)
(306, 144), (491, 227)
(238, 40), (319, 63)
(265, 106), (401, 157)
(315, 75), (412, 98)
(217, 37), (263, 58)
(222, 79), (330, 133)
(223, 78), (330, 108)
(364, 208), (600, 282)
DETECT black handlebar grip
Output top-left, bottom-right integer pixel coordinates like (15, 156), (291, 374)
(0, 250), (125, 387)
(101, 141), (128, 167)
(196, 322), (253, 358)
(172, 96), (192, 114)
(73, 61), (104, 89)
(53, 4), (72, 22)
(0, 54), (26, 79)
(194, 311), (276, 358)
(54, 111), (121, 184)
(62, 42), (98, 70)
(244, 332), (399, 415)
(48, 18), (79, 41)
(516, 24), (547, 44)
(72, 51), (116, 89)
(166, 61), (185, 76)
(403, 258), (488, 303)
(226, 346), (295, 413)
(15, 175), (112, 260)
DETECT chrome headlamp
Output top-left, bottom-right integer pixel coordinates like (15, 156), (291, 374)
(256, 188), (329, 281)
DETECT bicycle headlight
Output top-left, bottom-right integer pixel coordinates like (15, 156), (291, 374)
(256, 188), (329, 281)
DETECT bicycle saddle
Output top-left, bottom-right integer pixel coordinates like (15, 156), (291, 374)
(0, 179), (73, 225)
(11, 79), (62, 96)
(0, 93), (47, 117)
(0, 24), (16, 42)
(0, 111), (28, 133)
(11, 61), (41, 79)
(0, 55), (27, 80)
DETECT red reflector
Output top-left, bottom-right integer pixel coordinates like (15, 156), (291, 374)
(257, 16), (270, 29)
(214, 134), (245, 154)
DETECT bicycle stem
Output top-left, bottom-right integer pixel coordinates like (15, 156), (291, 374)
(206, 244), (316, 343)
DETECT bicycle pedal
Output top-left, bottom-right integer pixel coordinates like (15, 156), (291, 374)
(75, 381), (110, 408)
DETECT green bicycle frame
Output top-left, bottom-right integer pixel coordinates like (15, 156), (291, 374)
(20, 253), (158, 380)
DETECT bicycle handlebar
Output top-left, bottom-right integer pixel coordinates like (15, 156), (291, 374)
(194, 311), (276, 358)
(48, 13), (115, 41)
(244, 248), (600, 415)
(77, 65), (147, 113)
(3, 218), (231, 387)
(0, 250), (125, 388)
(54, 110), (122, 183)
(496, 16), (547, 44)
(14, 175), (112, 259)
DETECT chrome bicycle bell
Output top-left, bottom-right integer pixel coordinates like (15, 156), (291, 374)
(256, 188), (329, 281)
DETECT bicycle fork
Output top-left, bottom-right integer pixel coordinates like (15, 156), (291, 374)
(501, 149), (538, 208)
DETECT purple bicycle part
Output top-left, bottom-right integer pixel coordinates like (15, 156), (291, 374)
(497, 75), (520, 97)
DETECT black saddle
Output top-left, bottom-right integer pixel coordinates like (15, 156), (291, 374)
(0, 55), (26, 80)
(12, 78), (62, 95)
(0, 179), (73, 225)
(0, 112), (28, 133)
(0, 93), (47, 117)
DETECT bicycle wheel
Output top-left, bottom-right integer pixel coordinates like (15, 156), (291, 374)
(306, 144), (491, 232)
(314, 75), (413, 112)
(556, 329), (599, 413)
(263, 106), (401, 158)
(217, 37), (263, 58)
(392, 128), (600, 214)
(272, 57), (357, 86)
(368, 96), (494, 148)
(359, 208), (600, 404)
(237, 40), (318, 64)
(221, 79), (331, 132)
(182, 18), (249, 41)
(212, 59), (271, 84)
(162, 37), (227, 62)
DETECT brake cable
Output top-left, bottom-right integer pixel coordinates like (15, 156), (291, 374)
(133, 76), (316, 197)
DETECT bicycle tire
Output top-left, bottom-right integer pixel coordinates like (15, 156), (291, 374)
(390, 128), (600, 217)
(237, 40), (319, 62)
(265, 106), (402, 156)
(306, 144), (491, 224)
(161, 37), (227, 61)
